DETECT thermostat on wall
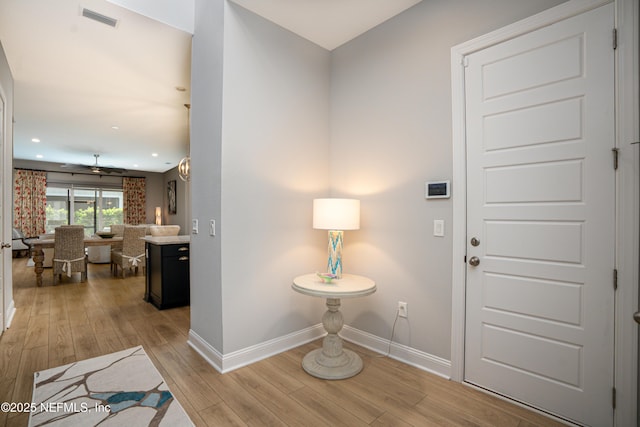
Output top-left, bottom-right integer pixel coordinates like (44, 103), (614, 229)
(425, 180), (450, 199)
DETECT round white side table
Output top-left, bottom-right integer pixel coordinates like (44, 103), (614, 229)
(292, 273), (376, 380)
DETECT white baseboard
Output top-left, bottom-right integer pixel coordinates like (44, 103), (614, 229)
(4, 299), (15, 329)
(190, 323), (451, 379)
(187, 329), (223, 372)
(188, 324), (325, 374)
(340, 325), (452, 379)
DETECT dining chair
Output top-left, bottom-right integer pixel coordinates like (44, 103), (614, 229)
(110, 224), (125, 237)
(52, 225), (87, 284)
(111, 225), (146, 278)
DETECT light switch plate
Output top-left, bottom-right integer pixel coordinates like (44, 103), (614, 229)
(433, 219), (445, 237)
(192, 219), (198, 234)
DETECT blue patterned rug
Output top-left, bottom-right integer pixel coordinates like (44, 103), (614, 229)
(29, 346), (194, 426)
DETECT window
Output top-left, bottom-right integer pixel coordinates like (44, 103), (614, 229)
(45, 186), (123, 236)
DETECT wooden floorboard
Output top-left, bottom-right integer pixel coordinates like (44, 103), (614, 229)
(0, 257), (566, 426)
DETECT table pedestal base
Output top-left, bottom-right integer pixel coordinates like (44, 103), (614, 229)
(301, 297), (363, 380)
(302, 348), (363, 380)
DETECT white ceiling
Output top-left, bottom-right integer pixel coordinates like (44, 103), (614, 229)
(229, 0), (423, 51)
(0, 0), (422, 173)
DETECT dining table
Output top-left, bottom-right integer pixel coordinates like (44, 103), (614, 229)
(26, 236), (123, 287)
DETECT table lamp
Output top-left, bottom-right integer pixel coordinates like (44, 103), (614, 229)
(313, 198), (360, 279)
(155, 207), (162, 225)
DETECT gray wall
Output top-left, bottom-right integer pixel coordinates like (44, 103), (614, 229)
(190, 0), (225, 352)
(190, 0), (330, 354)
(219, 3), (330, 353)
(329, 0), (566, 360)
(162, 166), (190, 233)
(190, 0), (566, 361)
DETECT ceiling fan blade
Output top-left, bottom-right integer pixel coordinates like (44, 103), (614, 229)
(61, 163), (91, 170)
(100, 166), (128, 174)
(60, 156), (127, 174)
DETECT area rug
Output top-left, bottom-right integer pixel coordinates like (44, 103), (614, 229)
(29, 346), (194, 427)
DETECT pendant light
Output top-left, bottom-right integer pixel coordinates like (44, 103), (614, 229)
(178, 103), (191, 182)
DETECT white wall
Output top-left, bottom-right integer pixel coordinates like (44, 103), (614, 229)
(329, 0), (566, 360)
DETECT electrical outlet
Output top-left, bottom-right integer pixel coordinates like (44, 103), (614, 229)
(398, 301), (408, 318)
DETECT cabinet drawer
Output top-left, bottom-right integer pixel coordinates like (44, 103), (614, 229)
(162, 244), (190, 257)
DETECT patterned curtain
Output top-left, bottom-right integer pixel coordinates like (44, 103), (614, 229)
(123, 177), (146, 225)
(13, 169), (47, 237)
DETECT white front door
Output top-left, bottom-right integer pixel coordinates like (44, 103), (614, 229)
(464, 3), (615, 426)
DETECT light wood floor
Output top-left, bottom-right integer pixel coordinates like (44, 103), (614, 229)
(0, 257), (565, 427)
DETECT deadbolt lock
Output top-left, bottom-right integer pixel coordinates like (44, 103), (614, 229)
(470, 237), (480, 247)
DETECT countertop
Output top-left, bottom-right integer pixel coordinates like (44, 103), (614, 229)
(143, 235), (190, 245)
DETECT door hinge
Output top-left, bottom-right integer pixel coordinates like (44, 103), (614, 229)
(612, 387), (617, 409)
(613, 269), (618, 290)
(464, 255), (467, 263)
(462, 56), (469, 67)
(613, 28), (618, 50)
(612, 148), (619, 170)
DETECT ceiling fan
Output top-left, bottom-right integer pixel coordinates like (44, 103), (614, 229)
(61, 154), (128, 174)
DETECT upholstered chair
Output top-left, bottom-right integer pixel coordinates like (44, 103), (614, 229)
(111, 225), (146, 278)
(110, 224), (125, 237)
(11, 228), (29, 258)
(52, 225), (87, 284)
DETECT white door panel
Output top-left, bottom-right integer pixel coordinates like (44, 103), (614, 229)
(485, 221), (583, 263)
(464, 3), (615, 426)
(483, 273), (582, 325)
(485, 160), (583, 203)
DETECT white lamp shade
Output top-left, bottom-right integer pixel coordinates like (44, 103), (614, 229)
(313, 198), (360, 230)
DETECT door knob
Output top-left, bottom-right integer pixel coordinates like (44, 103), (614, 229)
(468, 256), (480, 266)
(470, 237), (480, 247)
(634, 311), (640, 324)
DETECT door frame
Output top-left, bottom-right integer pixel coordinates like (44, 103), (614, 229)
(450, 0), (639, 425)
(0, 88), (4, 333)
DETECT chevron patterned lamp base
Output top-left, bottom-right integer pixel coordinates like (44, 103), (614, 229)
(327, 230), (344, 279)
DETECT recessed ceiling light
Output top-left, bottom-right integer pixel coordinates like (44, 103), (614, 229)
(32, 138), (40, 143)
(133, 164), (139, 168)
(111, 125), (119, 130)
(152, 153), (159, 157)
(36, 154), (43, 159)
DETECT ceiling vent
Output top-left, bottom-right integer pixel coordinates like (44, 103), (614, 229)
(81, 8), (118, 28)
